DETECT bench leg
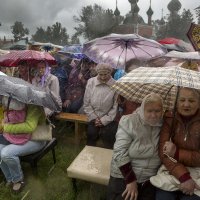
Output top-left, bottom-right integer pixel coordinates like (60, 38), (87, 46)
(51, 148), (56, 164)
(74, 122), (81, 145)
(72, 178), (77, 192)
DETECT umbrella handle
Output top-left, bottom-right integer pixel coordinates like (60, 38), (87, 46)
(169, 86), (180, 140)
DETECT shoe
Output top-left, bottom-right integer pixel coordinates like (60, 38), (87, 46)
(12, 181), (25, 193)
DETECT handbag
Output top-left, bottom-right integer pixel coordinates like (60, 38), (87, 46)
(31, 124), (52, 141)
(150, 164), (200, 196)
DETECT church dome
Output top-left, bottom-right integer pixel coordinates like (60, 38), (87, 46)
(167, 0), (181, 12)
(123, 12), (145, 25)
(114, 7), (120, 16)
(146, 6), (153, 16)
(128, 0), (139, 4)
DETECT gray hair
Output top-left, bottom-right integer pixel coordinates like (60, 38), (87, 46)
(96, 63), (113, 74)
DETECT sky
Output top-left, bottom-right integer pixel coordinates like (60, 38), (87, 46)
(0, 0), (199, 41)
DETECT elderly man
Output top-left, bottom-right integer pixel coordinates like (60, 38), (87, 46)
(83, 63), (118, 149)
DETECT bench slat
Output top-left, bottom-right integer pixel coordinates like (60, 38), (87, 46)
(55, 113), (88, 123)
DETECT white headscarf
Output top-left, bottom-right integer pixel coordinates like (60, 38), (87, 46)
(135, 93), (163, 126)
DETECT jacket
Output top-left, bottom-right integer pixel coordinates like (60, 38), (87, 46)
(159, 110), (200, 182)
(110, 111), (162, 183)
(3, 105), (46, 135)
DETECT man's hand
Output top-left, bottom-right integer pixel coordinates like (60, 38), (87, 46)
(122, 181), (138, 200)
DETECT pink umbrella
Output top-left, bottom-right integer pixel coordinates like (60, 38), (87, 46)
(0, 50), (56, 67)
(83, 33), (167, 70)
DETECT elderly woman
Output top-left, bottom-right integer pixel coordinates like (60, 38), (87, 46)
(32, 61), (62, 117)
(156, 87), (200, 200)
(107, 93), (164, 200)
(83, 63), (118, 149)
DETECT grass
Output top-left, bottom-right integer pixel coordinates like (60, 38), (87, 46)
(0, 121), (107, 200)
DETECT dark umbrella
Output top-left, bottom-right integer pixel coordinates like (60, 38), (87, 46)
(0, 75), (61, 112)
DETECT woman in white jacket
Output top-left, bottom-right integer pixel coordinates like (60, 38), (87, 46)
(107, 93), (164, 200)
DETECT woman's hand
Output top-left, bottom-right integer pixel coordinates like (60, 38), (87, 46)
(163, 141), (176, 157)
(122, 181), (138, 200)
(62, 100), (71, 108)
(180, 179), (200, 196)
(95, 118), (103, 127)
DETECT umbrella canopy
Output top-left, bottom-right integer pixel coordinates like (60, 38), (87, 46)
(147, 51), (200, 69)
(112, 66), (200, 110)
(0, 50), (56, 67)
(83, 33), (167, 69)
(59, 44), (85, 60)
(158, 37), (194, 52)
(0, 75), (61, 112)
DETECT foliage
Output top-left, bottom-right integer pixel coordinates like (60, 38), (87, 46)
(71, 33), (80, 44)
(11, 21), (29, 42)
(73, 4), (121, 41)
(32, 22), (70, 46)
(155, 9), (194, 41)
(195, 6), (200, 24)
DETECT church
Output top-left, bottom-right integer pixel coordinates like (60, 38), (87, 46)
(112, 0), (182, 38)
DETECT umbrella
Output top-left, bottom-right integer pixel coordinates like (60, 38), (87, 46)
(112, 66), (200, 110)
(158, 37), (194, 52)
(59, 44), (85, 60)
(146, 51), (200, 70)
(0, 75), (61, 112)
(83, 33), (167, 69)
(0, 50), (56, 67)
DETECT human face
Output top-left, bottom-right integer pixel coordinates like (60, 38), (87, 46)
(177, 88), (199, 117)
(97, 71), (111, 83)
(144, 102), (163, 125)
(37, 62), (46, 77)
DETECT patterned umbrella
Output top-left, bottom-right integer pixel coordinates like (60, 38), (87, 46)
(112, 66), (200, 110)
(83, 33), (167, 69)
(0, 75), (61, 112)
(0, 50), (56, 67)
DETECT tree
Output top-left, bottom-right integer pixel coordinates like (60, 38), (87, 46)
(11, 21), (29, 42)
(155, 9), (194, 41)
(32, 22), (69, 45)
(195, 6), (200, 24)
(73, 4), (121, 40)
(71, 33), (80, 44)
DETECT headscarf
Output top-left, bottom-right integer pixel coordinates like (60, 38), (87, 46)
(40, 62), (50, 87)
(135, 93), (163, 126)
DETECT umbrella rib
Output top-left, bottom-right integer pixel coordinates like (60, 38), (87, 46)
(130, 45), (155, 58)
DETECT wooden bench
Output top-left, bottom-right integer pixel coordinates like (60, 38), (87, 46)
(55, 112), (88, 144)
(20, 138), (57, 174)
(67, 146), (113, 193)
